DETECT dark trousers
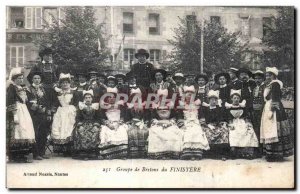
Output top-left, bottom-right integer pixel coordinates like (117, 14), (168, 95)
(32, 114), (50, 157)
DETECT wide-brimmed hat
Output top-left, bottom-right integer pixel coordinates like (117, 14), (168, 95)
(27, 67), (44, 84)
(172, 73), (186, 81)
(135, 49), (149, 59)
(152, 69), (167, 80)
(237, 68), (253, 78)
(253, 70), (265, 78)
(195, 73), (209, 83)
(214, 72), (230, 84)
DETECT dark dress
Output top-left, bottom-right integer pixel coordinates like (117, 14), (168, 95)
(73, 103), (101, 160)
(260, 80), (294, 161)
(216, 85), (231, 107)
(239, 80), (256, 110)
(200, 105), (230, 158)
(28, 84), (51, 158)
(131, 62), (154, 88)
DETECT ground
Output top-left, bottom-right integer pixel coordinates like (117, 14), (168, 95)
(6, 155), (294, 189)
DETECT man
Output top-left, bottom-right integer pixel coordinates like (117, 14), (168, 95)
(87, 67), (106, 102)
(131, 49), (155, 89)
(228, 67), (241, 89)
(252, 70), (265, 157)
(237, 68), (256, 110)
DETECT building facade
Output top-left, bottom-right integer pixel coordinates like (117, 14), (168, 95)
(6, 6), (278, 75)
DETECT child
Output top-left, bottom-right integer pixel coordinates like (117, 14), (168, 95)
(226, 89), (259, 159)
(73, 90), (101, 160)
(200, 90), (229, 160)
(214, 72), (231, 107)
(195, 73), (209, 104)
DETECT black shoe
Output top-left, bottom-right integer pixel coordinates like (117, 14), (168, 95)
(34, 156), (43, 160)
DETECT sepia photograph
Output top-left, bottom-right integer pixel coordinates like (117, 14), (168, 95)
(4, 3), (295, 189)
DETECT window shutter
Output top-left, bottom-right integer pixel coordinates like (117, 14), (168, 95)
(35, 7), (43, 29)
(162, 50), (167, 60)
(6, 7), (10, 29)
(18, 46), (24, 67)
(25, 7), (33, 29)
(10, 47), (17, 67)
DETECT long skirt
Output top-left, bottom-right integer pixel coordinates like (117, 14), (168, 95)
(99, 123), (129, 159)
(51, 105), (76, 154)
(73, 122), (101, 159)
(148, 121), (183, 159)
(181, 120), (210, 160)
(260, 101), (294, 160)
(202, 122), (230, 158)
(127, 122), (149, 159)
(7, 103), (35, 162)
(229, 118), (259, 158)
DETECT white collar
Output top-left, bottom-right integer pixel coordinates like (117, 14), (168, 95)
(219, 84), (227, 88)
(32, 83), (41, 88)
(79, 82), (87, 86)
(198, 85), (206, 89)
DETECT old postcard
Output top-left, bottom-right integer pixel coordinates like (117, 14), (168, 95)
(5, 5), (295, 189)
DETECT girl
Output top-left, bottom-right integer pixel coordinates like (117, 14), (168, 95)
(51, 73), (78, 156)
(260, 67), (293, 162)
(73, 90), (101, 160)
(178, 86), (210, 160)
(226, 89), (258, 159)
(6, 67), (35, 163)
(200, 90), (230, 160)
(99, 86), (129, 159)
(148, 89), (183, 159)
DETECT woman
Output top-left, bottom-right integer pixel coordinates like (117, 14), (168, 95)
(99, 86), (129, 159)
(27, 67), (51, 160)
(73, 90), (101, 160)
(150, 69), (172, 96)
(200, 90), (230, 160)
(148, 89), (183, 159)
(226, 89), (258, 159)
(260, 67), (294, 162)
(51, 73), (78, 156)
(178, 86), (210, 160)
(6, 67), (35, 163)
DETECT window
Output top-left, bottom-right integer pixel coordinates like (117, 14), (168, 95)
(123, 12), (134, 34)
(263, 17), (272, 37)
(44, 8), (58, 26)
(10, 46), (24, 68)
(150, 49), (161, 62)
(35, 7), (43, 29)
(149, 13), (160, 35)
(24, 7), (34, 29)
(241, 17), (250, 36)
(123, 49), (135, 63)
(210, 16), (221, 25)
(10, 7), (25, 28)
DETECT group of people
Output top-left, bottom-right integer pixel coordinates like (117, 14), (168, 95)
(6, 48), (294, 163)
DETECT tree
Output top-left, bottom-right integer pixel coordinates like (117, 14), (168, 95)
(261, 7), (294, 71)
(34, 7), (110, 71)
(168, 16), (246, 74)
